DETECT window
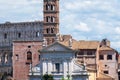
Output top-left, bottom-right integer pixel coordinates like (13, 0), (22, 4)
(46, 16), (51, 22)
(46, 4), (50, 10)
(39, 55), (40, 61)
(28, 46), (31, 48)
(87, 51), (93, 55)
(51, 5), (55, 10)
(18, 33), (21, 38)
(55, 63), (60, 72)
(27, 51), (32, 60)
(51, 28), (54, 33)
(4, 33), (7, 39)
(78, 51), (84, 55)
(15, 54), (19, 61)
(46, 28), (50, 33)
(36, 32), (40, 37)
(51, 17), (55, 22)
(107, 55), (112, 60)
(104, 71), (109, 74)
(99, 55), (104, 60)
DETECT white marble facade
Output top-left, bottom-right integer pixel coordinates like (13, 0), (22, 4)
(29, 42), (88, 80)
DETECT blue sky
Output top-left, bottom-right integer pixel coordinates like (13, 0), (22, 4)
(0, 0), (120, 52)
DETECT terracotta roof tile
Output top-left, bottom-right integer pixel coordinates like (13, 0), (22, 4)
(99, 46), (114, 51)
(78, 40), (99, 49)
(60, 40), (99, 50)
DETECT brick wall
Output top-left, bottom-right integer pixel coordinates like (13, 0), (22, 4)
(13, 41), (42, 80)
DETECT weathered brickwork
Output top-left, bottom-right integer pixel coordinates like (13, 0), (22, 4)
(43, 0), (59, 45)
(0, 21), (43, 74)
(13, 41), (42, 80)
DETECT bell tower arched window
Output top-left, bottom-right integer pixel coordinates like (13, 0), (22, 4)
(46, 16), (51, 22)
(51, 17), (55, 22)
(51, 28), (55, 33)
(51, 5), (55, 11)
(46, 4), (50, 10)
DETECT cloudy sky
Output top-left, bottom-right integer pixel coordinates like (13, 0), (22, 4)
(0, 0), (120, 52)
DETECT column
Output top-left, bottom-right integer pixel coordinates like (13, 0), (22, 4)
(68, 61), (72, 80)
(42, 60), (47, 74)
(48, 60), (52, 74)
(63, 60), (67, 79)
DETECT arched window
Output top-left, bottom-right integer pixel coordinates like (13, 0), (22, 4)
(46, 28), (50, 33)
(27, 51), (32, 61)
(51, 17), (55, 22)
(15, 54), (19, 61)
(51, 5), (55, 11)
(46, 16), (51, 22)
(18, 33), (21, 38)
(46, 4), (50, 10)
(4, 33), (7, 39)
(51, 28), (54, 33)
(36, 31), (40, 37)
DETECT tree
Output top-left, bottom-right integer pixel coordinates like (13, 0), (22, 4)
(42, 74), (54, 80)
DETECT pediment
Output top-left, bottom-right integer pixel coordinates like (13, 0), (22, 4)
(41, 42), (73, 52)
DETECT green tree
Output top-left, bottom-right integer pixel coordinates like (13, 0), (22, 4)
(42, 74), (54, 80)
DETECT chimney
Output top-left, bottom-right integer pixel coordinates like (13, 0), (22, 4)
(100, 38), (110, 47)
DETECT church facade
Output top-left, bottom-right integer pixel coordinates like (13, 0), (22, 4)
(29, 42), (89, 80)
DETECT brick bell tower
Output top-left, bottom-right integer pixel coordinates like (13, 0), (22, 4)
(43, 0), (59, 45)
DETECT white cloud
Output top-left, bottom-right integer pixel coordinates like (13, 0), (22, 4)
(115, 27), (120, 34)
(74, 22), (91, 32)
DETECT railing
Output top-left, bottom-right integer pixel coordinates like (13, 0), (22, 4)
(51, 71), (63, 75)
(77, 55), (95, 58)
(72, 71), (89, 76)
(29, 72), (41, 76)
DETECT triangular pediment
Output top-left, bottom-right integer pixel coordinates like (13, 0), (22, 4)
(41, 42), (73, 52)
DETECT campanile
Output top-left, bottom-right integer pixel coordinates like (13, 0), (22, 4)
(43, 0), (59, 45)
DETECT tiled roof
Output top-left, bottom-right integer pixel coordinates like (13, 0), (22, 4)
(78, 40), (99, 49)
(97, 72), (114, 79)
(99, 46), (114, 51)
(60, 40), (99, 50)
(59, 35), (115, 51)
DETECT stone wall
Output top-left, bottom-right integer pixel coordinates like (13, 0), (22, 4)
(0, 21), (43, 74)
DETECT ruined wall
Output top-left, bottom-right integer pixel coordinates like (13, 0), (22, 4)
(0, 21), (43, 74)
